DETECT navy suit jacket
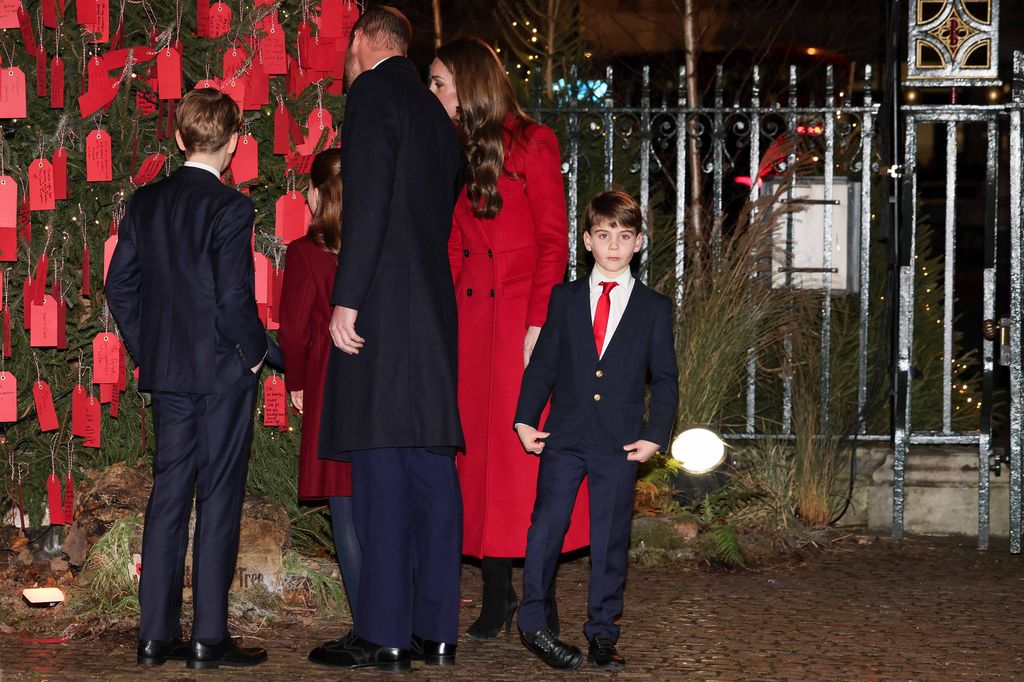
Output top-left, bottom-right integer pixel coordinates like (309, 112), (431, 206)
(514, 276), (679, 455)
(106, 165), (270, 394)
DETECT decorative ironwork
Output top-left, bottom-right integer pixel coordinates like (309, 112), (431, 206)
(908, 0), (999, 85)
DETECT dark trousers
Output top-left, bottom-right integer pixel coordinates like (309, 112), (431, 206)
(518, 435), (637, 642)
(138, 371), (259, 642)
(350, 447), (462, 648)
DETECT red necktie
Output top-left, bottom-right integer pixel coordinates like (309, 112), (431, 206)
(593, 281), (618, 357)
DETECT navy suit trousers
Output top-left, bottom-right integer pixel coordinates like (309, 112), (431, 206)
(518, 435), (637, 642)
(350, 447), (463, 648)
(137, 370), (259, 642)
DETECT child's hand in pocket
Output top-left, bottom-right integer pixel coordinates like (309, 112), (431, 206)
(624, 439), (660, 463)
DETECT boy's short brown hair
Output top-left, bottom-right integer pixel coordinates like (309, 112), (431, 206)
(584, 190), (643, 234)
(174, 88), (242, 155)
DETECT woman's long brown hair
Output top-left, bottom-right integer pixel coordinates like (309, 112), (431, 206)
(307, 148), (342, 253)
(435, 37), (535, 219)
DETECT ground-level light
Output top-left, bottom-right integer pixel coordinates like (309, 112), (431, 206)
(671, 428), (726, 475)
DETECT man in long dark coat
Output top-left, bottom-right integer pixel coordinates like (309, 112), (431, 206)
(309, 5), (464, 673)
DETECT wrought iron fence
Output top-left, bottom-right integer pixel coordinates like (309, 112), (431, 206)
(526, 61), (882, 439)
(525, 53), (1024, 549)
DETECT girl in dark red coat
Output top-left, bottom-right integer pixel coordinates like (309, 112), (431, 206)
(431, 38), (590, 640)
(278, 149), (361, 616)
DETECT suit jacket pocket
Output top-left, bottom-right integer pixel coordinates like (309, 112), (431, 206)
(621, 402), (646, 440)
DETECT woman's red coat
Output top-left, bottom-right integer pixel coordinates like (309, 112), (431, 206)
(450, 118), (590, 558)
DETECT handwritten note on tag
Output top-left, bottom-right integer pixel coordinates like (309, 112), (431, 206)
(93, 332), (120, 384)
(0, 371), (17, 422)
(28, 159), (55, 211)
(33, 380), (58, 431)
(86, 129), (112, 181)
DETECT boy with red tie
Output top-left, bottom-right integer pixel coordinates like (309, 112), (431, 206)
(514, 191), (679, 670)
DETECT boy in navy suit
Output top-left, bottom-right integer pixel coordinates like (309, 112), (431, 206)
(107, 88), (272, 670)
(514, 191), (679, 671)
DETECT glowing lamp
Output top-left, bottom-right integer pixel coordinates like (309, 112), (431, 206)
(22, 587), (65, 607)
(671, 428), (726, 475)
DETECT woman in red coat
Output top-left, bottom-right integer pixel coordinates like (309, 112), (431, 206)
(431, 38), (589, 640)
(278, 149), (361, 617)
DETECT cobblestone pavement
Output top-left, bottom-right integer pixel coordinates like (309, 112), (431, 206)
(3, 535), (1024, 680)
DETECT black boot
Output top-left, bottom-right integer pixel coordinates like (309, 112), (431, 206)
(466, 557), (518, 640)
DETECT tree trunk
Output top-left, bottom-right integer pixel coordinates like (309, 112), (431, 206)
(683, 0), (704, 240)
(544, 0), (556, 96)
(432, 0), (443, 49)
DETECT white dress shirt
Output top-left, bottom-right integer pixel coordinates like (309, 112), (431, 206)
(589, 268), (635, 358)
(183, 160), (221, 178)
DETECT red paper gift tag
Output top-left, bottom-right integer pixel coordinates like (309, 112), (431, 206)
(28, 159), (55, 211)
(132, 153), (165, 185)
(16, 7), (36, 56)
(0, 0), (19, 29)
(273, 101), (290, 154)
(52, 147), (68, 199)
(110, 383), (120, 416)
(261, 21), (286, 75)
(0, 226), (15, 262)
(81, 245), (90, 296)
(50, 56), (64, 109)
(34, 252), (48, 304)
(63, 473), (74, 522)
(209, 2), (231, 37)
(220, 77), (245, 107)
(196, 0), (210, 37)
(0, 175), (16, 227)
(254, 251), (270, 304)
(71, 384), (87, 435)
(229, 135), (258, 184)
(83, 396), (101, 447)
(275, 192), (310, 245)
(35, 45), (46, 98)
(41, 0), (62, 29)
(319, 0), (349, 38)
(156, 47), (181, 100)
(86, 129), (112, 181)
(33, 380), (58, 431)
(99, 381), (113, 404)
(117, 338), (126, 390)
(21, 276), (33, 328)
(243, 59), (268, 110)
(47, 473), (64, 525)
(77, 74), (118, 118)
(103, 232), (117, 282)
(263, 375), (286, 426)
(2, 305), (10, 357)
(81, 0), (110, 43)
(56, 297), (66, 349)
(93, 332), (120, 384)
(0, 371), (17, 422)
(0, 67), (27, 118)
(30, 294), (58, 347)
(222, 46), (247, 80)
(298, 20), (313, 65)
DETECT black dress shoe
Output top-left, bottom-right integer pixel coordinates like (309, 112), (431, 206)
(519, 628), (582, 670)
(137, 638), (188, 666)
(588, 636), (626, 669)
(186, 636), (268, 670)
(317, 629), (357, 651)
(410, 635), (456, 666)
(308, 634), (411, 672)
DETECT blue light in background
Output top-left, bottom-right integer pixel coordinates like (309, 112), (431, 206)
(551, 78), (609, 101)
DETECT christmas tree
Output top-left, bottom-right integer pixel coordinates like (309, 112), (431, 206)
(1, 0), (357, 550)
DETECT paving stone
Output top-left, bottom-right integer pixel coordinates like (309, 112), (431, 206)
(1, 536), (1024, 679)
